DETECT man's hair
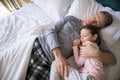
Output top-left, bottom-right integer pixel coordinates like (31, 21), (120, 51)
(100, 11), (113, 28)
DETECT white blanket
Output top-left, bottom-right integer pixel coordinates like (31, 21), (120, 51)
(0, 3), (52, 80)
(0, 1), (120, 80)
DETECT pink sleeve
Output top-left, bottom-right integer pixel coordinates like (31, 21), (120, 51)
(73, 46), (86, 68)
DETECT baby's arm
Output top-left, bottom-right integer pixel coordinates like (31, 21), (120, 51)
(73, 46), (86, 68)
(73, 39), (86, 68)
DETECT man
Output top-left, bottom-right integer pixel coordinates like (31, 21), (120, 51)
(26, 11), (115, 80)
(52, 11), (114, 78)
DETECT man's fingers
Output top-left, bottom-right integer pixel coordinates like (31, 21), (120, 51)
(60, 65), (64, 77)
(55, 58), (68, 78)
(57, 62), (64, 77)
(56, 65), (60, 74)
(64, 65), (69, 77)
(80, 47), (85, 52)
(59, 65), (69, 78)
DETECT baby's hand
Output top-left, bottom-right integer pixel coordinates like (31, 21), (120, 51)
(73, 39), (81, 46)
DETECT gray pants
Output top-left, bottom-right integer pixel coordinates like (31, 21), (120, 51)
(50, 61), (96, 80)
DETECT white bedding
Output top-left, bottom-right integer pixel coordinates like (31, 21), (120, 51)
(0, 0), (120, 80)
(0, 3), (53, 80)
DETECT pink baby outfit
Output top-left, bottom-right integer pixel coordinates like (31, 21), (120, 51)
(73, 41), (104, 80)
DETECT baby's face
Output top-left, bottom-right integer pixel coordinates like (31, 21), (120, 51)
(80, 29), (95, 44)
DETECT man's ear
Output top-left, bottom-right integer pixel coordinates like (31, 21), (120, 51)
(92, 34), (98, 41)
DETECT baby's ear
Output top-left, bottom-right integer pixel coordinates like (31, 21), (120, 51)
(92, 34), (98, 41)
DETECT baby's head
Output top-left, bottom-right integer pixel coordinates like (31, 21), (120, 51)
(80, 25), (101, 45)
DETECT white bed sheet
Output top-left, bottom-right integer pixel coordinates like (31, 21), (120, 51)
(0, 0), (120, 80)
(0, 3), (53, 80)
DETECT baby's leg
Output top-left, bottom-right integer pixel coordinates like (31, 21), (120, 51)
(49, 61), (60, 80)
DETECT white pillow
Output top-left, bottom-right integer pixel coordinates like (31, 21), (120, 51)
(66, 0), (120, 80)
(100, 11), (120, 80)
(67, 0), (120, 45)
(101, 11), (120, 46)
(31, 0), (74, 22)
(66, 0), (103, 20)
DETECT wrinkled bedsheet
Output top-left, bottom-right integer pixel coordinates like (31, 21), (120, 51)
(0, 3), (52, 80)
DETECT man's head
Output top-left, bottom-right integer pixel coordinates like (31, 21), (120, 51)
(82, 11), (113, 29)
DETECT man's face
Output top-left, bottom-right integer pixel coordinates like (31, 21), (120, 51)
(82, 13), (105, 28)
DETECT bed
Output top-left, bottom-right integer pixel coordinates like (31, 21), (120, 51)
(0, 0), (120, 80)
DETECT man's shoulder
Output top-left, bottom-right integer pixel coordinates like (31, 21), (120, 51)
(64, 15), (79, 21)
(63, 16), (82, 26)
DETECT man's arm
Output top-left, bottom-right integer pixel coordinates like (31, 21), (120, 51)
(96, 50), (112, 64)
(52, 48), (68, 77)
(46, 16), (76, 77)
(46, 16), (77, 51)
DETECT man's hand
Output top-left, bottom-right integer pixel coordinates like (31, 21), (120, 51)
(53, 48), (69, 78)
(80, 42), (100, 58)
(80, 42), (112, 64)
(55, 55), (68, 77)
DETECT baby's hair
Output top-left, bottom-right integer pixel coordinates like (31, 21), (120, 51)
(80, 25), (101, 45)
